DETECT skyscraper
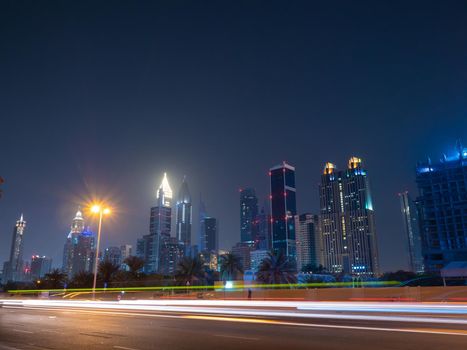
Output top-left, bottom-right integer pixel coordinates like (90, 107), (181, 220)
(398, 191), (424, 273)
(240, 188), (258, 244)
(256, 202), (272, 250)
(416, 142), (467, 271)
(72, 227), (96, 274)
(319, 157), (379, 276)
(295, 213), (320, 272)
(30, 255), (52, 280)
(140, 173), (173, 273)
(159, 237), (184, 275)
(150, 172), (173, 237)
(198, 196), (208, 251)
(201, 217), (218, 253)
(270, 162), (297, 262)
(104, 246), (123, 266)
(3, 214), (26, 282)
(62, 208), (85, 276)
(176, 177), (192, 253)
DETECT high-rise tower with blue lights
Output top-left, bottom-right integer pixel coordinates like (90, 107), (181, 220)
(416, 142), (467, 271)
(270, 162), (297, 263)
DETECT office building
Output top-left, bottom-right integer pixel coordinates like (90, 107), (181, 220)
(295, 213), (320, 272)
(319, 157), (379, 275)
(398, 191), (424, 273)
(176, 177), (192, 253)
(140, 173), (173, 273)
(30, 255), (52, 280)
(240, 188), (258, 244)
(270, 162), (297, 261)
(2, 214), (26, 282)
(62, 208), (85, 276)
(416, 142), (467, 271)
(104, 246), (123, 266)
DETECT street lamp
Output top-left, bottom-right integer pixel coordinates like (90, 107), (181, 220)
(90, 203), (111, 299)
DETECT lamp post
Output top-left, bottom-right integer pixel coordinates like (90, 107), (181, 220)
(90, 204), (111, 300)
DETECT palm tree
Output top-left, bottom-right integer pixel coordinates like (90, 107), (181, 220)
(175, 256), (205, 286)
(70, 271), (94, 288)
(219, 253), (243, 281)
(256, 251), (296, 285)
(43, 269), (67, 289)
(124, 256), (145, 278)
(98, 260), (120, 286)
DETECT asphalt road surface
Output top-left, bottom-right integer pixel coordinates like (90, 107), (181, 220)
(1, 301), (467, 350)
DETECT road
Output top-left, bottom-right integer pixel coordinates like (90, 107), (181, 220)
(1, 300), (467, 349)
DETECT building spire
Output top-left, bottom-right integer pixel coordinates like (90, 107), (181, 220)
(74, 206), (83, 220)
(157, 172), (173, 199)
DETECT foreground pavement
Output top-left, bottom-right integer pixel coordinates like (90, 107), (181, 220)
(1, 299), (467, 349)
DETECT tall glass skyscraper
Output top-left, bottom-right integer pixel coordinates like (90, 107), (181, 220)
(176, 177), (192, 252)
(144, 173), (173, 273)
(3, 214), (26, 282)
(256, 203), (272, 250)
(398, 191), (424, 273)
(62, 208), (85, 276)
(240, 188), (258, 244)
(201, 217), (218, 252)
(295, 213), (321, 272)
(319, 157), (379, 276)
(416, 142), (467, 271)
(269, 162), (297, 261)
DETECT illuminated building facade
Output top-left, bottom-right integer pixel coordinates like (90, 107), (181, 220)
(398, 191), (424, 273)
(176, 177), (192, 253)
(71, 228), (95, 274)
(62, 208), (85, 276)
(416, 142), (467, 271)
(140, 173), (173, 273)
(319, 157), (379, 275)
(2, 214), (26, 282)
(295, 213), (321, 272)
(240, 188), (258, 244)
(270, 162), (297, 262)
(159, 237), (184, 275)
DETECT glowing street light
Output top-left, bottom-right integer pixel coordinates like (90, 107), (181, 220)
(89, 202), (111, 299)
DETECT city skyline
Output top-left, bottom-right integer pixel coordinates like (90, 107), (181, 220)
(2, 146), (463, 274)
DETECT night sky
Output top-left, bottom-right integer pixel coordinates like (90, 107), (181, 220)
(1, 1), (467, 272)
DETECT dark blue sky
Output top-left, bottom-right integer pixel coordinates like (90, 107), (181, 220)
(1, 1), (466, 272)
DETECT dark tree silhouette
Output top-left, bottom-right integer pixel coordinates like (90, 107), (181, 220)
(124, 256), (145, 278)
(98, 260), (120, 285)
(257, 251), (296, 285)
(176, 256), (205, 285)
(219, 253), (243, 281)
(43, 269), (67, 289)
(70, 271), (94, 288)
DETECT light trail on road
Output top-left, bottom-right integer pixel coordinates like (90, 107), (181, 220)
(1, 299), (467, 326)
